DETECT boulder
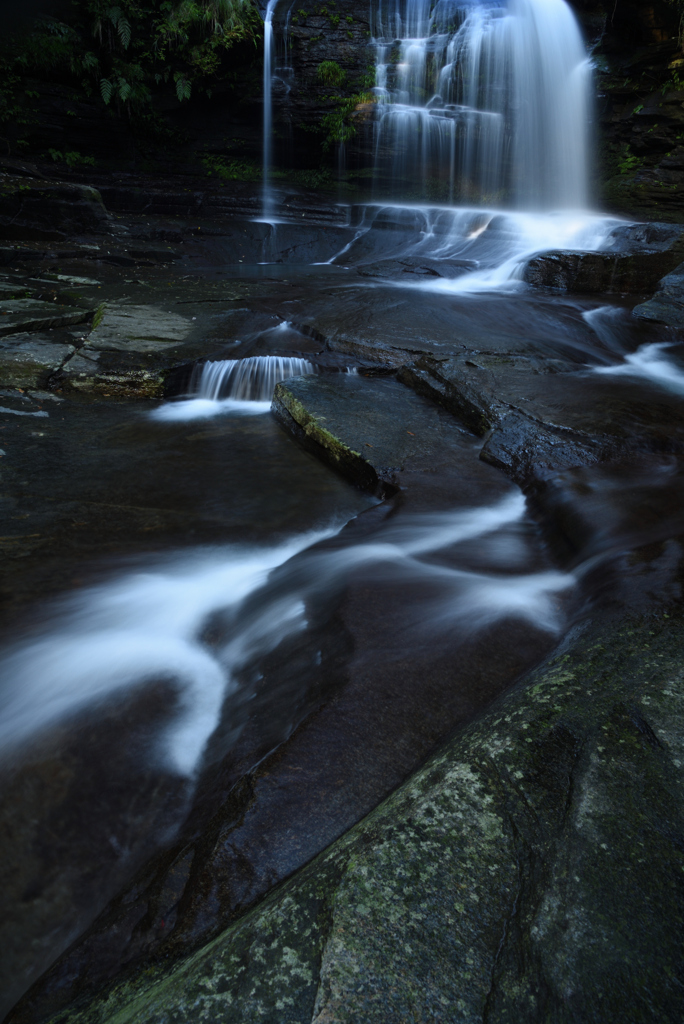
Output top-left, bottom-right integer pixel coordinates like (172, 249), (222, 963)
(524, 222), (684, 294)
(632, 260), (684, 328)
(0, 175), (110, 241)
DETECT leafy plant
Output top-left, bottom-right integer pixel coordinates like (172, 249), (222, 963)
(201, 153), (261, 179)
(617, 146), (642, 174)
(317, 60), (346, 87)
(0, 0), (261, 135)
(48, 148), (96, 166)
(320, 90), (374, 150)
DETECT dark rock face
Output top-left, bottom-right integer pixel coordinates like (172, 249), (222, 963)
(31, 610), (684, 1024)
(269, 0), (374, 170)
(633, 259), (684, 326)
(589, 1), (684, 220)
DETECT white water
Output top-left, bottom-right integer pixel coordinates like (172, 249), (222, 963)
(262, 0), (277, 219)
(372, 0), (591, 208)
(0, 493), (574, 774)
(595, 342), (684, 395)
(334, 204), (625, 293)
(152, 354), (316, 422)
(322, 0), (624, 290)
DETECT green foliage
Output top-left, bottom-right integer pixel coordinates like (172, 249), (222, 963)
(48, 148), (96, 166)
(201, 153), (261, 179)
(617, 146), (643, 175)
(0, 0), (260, 142)
(662, 70), (684, 93)
(91, 301), (107, 330)
(320, 90), (374, 150)
(317, 60), (346, 87)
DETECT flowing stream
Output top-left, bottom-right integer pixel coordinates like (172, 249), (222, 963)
(5, 0), (684, 1015)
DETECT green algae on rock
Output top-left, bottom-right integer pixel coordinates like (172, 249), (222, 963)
(272, 372), (469, 497)
(28, 611), (684, 1024)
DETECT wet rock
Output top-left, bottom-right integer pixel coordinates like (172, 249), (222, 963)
(398, 355), (505, 436)
(632, 260), (684, 327)
(397, 350), (684, 486)
(37, 611), (684, 1024)
(0, 175), (110, 242)
(480, 410), (621, 486)
(0, 298), (91, 336)
(84, 304), (194, 354)
(524, 247), (683, 294)
(0, 335), (75, 387)
(272, 373), (465, 495)
(524, 222), (684, 293)
(58, 348), (175, 397)
(356, 256), (474, 280)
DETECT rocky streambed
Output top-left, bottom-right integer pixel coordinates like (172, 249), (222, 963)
(2, 170), (684, 1024)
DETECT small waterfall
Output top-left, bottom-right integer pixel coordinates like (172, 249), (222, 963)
(192, 356), (316, 402)
(152, 355), (316, 422)
(372, 0), (592, 210)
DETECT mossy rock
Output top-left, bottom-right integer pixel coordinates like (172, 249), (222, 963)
(24, 610), (684, 1024)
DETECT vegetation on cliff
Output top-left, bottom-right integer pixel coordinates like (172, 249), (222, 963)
(0, 0), (260, 160)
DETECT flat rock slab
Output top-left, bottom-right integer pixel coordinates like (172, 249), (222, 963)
(399, 353), (684, 485)
(633, 260), (684, 327)
(0, 299), (90, 337)
(283, 286), (601, 365)
(272, 373), (467, 494)
(40, 611), (684, 1024)
(0, 335), (74, 387)
(85, 304), (194, 353)
(400, 352), (634, 438)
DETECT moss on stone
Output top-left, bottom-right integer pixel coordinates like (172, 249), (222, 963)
(38, 610), (684, 1024)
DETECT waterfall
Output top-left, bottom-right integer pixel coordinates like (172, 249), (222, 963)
(262, 0), (277, 219)
(192, 356), (316, 402)
(371, 0), (592, 210)
(152, 356), (316, 422)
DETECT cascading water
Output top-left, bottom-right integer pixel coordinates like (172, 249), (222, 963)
(372, 0), (592, 209)
(193, 355), (316, 402)
(152, 355), (316, 421)
(262, 0), (277, 219)
(322, 0), (624, 290)
(262, 0), (296, 220)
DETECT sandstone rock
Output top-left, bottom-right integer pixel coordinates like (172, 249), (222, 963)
(58, 348), (169, 397)
(523, 222), (684, 293)
(272, 372), (463, 495)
